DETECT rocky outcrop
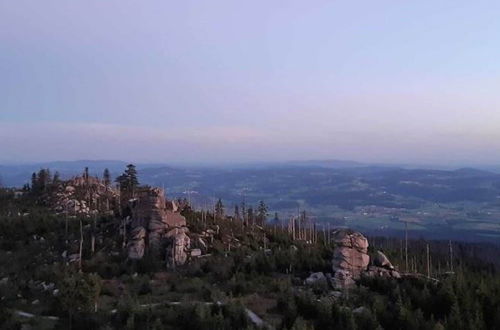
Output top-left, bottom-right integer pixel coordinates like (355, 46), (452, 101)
(365, 250), (400, 279)
(330, 231), (402, 287)
(331, 229), (370, 289)
(373, 251), (394, 270)
(166, 231), (190, 267)
(127, 187), (187, 252)
(127, 226), (146, 260)
(305, 272), (328, 286)
(190, 249), (202, 257)
(126, 187), (192, 266)
(365, 266), (401, 279)
(51, 176), (119, 216)
(305, 232), (402, 290)
(330, 269), (356, 289)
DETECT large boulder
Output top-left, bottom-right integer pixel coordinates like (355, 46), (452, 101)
(332, 229), (369, 251)
(364, 266), (401, 279)
(331, 229), (370, 288)
(373, 251), (394, 270)
(330, 269), (356, 289)
(127, 226), (146, 260)
(364, 250), (400, 279)
(305, 272), (328, 286)
(332, 229), (370, 278)
(166, 232), (191, 267)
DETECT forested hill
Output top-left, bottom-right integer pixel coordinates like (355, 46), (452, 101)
(0, 184), (499, 329)
(2, 161), (500, 243)
(3, 161), (500, 207)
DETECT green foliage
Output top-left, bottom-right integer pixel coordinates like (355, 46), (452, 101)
(103, 168), (111, 186)
(115, 164), (139, 192)
(57, 271), (101, 327)
(257, 200), (268, 225)
(1, 188), (500, 329)
(215, 198), (224, 219)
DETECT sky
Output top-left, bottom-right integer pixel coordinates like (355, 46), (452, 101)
(1, 1), (500, 165)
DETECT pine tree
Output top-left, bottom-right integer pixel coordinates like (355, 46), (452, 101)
(58, 272), (101, 329)
(215, 198), (224, 219)
(37, 169), (50, 192)
(103, 168), (111, 186)
(241, 201), (246, 224)
(53, 171), (61, 184)
(31, 172), (38, 192)
(247, 207), (254, 226)
(125, 164), (139, 188)
(234, 205), (240, 220)
(257, 200), (268, 226)
(273, 212), (279, 224)
(448, 302), (462, 330)
(115, 164), (139, 193)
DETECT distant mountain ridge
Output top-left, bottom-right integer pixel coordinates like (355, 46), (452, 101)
(1, 159), (499, 187)
(3, 159), (500, 243)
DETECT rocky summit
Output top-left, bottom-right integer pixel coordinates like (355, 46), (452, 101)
(50, 175), (119, 216)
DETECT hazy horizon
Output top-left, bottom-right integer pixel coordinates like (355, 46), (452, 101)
(2, 1), (500, 165)
(2, 158), (500, 172)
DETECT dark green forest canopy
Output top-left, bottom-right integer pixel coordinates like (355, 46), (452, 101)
(0, 184), (499, 329)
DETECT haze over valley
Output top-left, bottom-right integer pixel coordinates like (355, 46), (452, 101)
(2, 159), (500, 243)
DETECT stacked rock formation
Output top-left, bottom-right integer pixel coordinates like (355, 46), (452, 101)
(126, 187), (191, 267)
(304, 230), (402, 290)
(51, 176), (119, 216)
(331, 229), (370, 288)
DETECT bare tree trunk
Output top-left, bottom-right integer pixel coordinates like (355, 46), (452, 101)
(122, 218), (127, 249)
(91, 215), (96, 255)
(426, 244), (430, 278)
(405, 222), (409, 272)
(449, 240), (454, 272)
(65, 213), (68, 240)
(79, 219), (83, 272)
(327, 223), (331, 245)
(400, 239), (403, 267)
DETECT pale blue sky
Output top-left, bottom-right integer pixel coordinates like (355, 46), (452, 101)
(1, 1), (500, 164)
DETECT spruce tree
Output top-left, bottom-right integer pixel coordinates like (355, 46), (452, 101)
(115, 164), (139, 193)
(37, 169), (49, 192)
(31, 172), (37, 192)
(103, 168), (111, 186)
(215, 198), (224, 219)
(247, 207), (254, 226)
(257, 200), (268, 225)
(125, 164), (139, 188)
(53, 171), (61, 184)
(234, 204), (240, 220)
